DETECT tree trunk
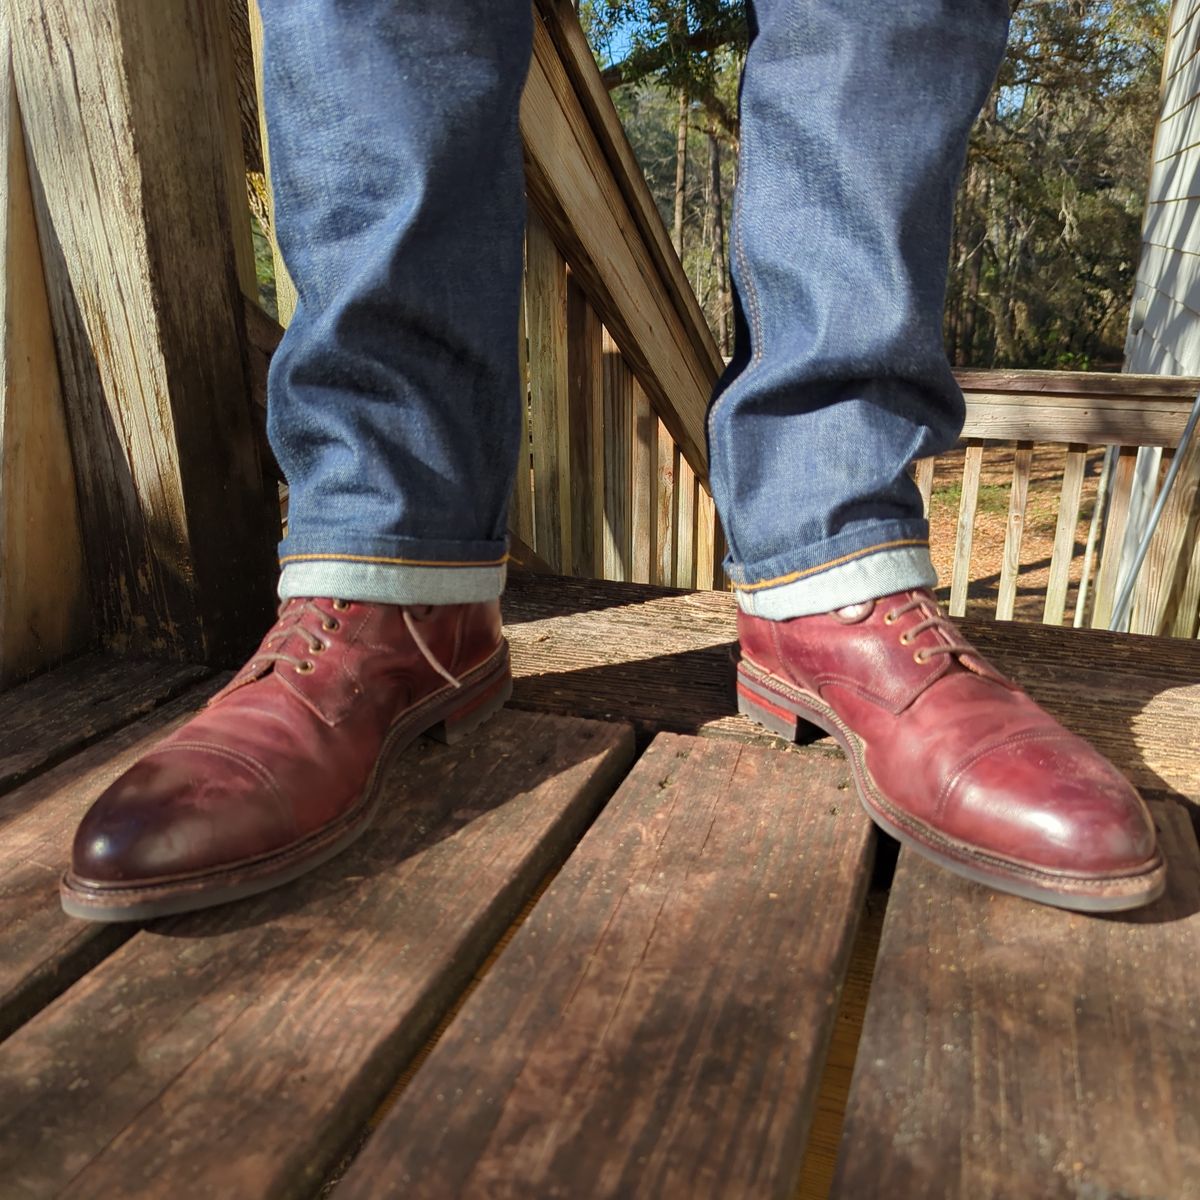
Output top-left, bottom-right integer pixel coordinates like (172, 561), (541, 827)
(673, 89), (688, 257)
(708, 129), (730, 353)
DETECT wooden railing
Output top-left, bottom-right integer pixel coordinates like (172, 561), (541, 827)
(4, 0), (1199, 693)
(928, 370), (1200, 634)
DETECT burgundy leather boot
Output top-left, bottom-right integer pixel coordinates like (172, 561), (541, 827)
(61, 598), (511, 921)
(736, 590), (1164, 911)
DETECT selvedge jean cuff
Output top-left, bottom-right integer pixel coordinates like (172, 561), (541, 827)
(277, 534), (508, 605)
(735, 543), (937, 620)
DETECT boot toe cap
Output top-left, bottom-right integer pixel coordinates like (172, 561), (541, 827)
(946, 732), (1157, 876)
(71, 747), (291, 886)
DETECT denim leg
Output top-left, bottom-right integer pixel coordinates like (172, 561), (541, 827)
(259, 0), (531, 605)
(711, 0), (1009, 618)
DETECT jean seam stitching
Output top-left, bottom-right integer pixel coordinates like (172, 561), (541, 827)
(735, 538), (930, 592)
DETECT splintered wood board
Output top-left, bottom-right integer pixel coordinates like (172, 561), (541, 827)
(335, 734), (875, 1199)
(0, 710), (633, 1199)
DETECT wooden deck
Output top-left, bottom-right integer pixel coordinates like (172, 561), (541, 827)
(2, 575), (1199, 1199)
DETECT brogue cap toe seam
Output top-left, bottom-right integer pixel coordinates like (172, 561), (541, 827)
(141, 739), (288, 810)
(933, 726), (1097, 819)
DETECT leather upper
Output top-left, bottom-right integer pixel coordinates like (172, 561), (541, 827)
(738, 590), (1157, 876)
(71, 598), (503, 886)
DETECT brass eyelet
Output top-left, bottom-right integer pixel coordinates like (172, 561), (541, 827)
(296, 660), (315, 674)
(331, 599), (350, 611)
(882, 610), (898, 625)
(898, 630), (913, 646)
(913, 649), (929, 665)
(310, 640), (326, 653)
(322, 618), (340, 632)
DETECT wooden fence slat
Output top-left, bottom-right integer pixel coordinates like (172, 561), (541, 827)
(0, 33), (90, 686)
(336, 734), (875, 1200)
(10, 0), (278, 661)
(995, 441), (1033, 621)
(566, 276), (603, 578)
(508, 272), (535, 552)
(914, 456), (935, 518)
(831, 802), (1200, 1200)
(630, 380), (654, 585)
(525, 212), (571, 572)
(1129, 433), (1200, 636)
(695, 483), (716, 592)
(1091, 446), (1139, 629)
(655, 425), (677, 587)
(948, 441), (984, 617)
(1042, 443), (1088, 625)
(674, 452), (696, 589)
(0, 711), (635, 1200)
(601, 330), (632, 582)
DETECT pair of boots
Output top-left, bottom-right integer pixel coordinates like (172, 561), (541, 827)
(61, 592), (1163, 922)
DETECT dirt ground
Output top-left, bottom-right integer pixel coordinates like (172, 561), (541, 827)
(925, 444), (1108, 625)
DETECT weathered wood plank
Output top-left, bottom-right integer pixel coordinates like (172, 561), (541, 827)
(10, 0), (278, 661)
(1091, 445), (1138, 629)
(336, 734), (875, 1200)
(995, 442), (1032, 621)
(949, 441), (984, 617)
(501, 573), (1200, 799)
(566, 275), (603, 578)
(525, 212), (572, 572)
(601, 330), (632, 582)
(0, 710), (634, 1200)
(0, 31), (89, 685)
(0, 680), (221, 1042)
(1042, 443), (1088, 625)
(958, 391), (1194, 447)
(831, 801), (1200, 1200)
(630, 378), (654, 584)
(521, 13), (713, 481)
(0, 654), (211, 795)
(915, 456), (935, 518)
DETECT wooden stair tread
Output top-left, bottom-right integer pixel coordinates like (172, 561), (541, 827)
(0, 654), (211, 793)
(0, 680), (221, 1041)
(0, 710), (634, 1199)
(832, 800), (1200, 1200)
(334, 733), (875, 1200)
(502, 573), (1200, 799)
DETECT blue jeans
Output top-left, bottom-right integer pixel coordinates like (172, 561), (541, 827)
(260, 0), (1009, 615)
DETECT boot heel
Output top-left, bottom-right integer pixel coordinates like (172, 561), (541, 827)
(428, 670), (513, 746)
(736, 673), (800, 741)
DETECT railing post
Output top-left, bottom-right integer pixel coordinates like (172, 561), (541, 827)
(0, 20), (89, 684)
(9, 0), (278, 663)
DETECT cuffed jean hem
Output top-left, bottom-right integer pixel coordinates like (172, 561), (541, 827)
(278, 559), (507, 605)
(734, 544), (937, 620)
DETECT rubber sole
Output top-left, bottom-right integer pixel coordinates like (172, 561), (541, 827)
(735, 659), (1166, 914)
(60, 647), (514, 923)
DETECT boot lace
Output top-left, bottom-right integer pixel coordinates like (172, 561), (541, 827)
(881, 595), (967, 666)
(255, 599), (461, 687)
